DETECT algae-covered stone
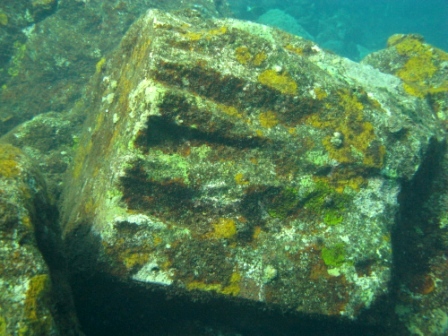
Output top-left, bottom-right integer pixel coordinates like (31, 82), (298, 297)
(362, 34), (448, 128)
(0, 144), (81, 335)
(61, 10), (444, 318)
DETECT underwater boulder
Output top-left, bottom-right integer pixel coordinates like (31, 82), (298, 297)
(363, 34), (448, 335)
(61, 9), (444, 321)
(362, 34), (448, 130)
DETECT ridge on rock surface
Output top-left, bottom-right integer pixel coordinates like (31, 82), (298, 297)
(61, 9), (444, 320)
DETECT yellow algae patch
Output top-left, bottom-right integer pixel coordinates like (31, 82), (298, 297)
(397, 57), (437, 98)
(253, 52), (267, 66)
(308, 90), (385, 169)
(185, 26), (227, 41)
(0, 315), (6, 335)
(259, 111), (279, 128)
(338, 90), (364, 113)
(71, 158), (83, 179)
(388, 34), (447, 98)
(187, 281), (222, 292)
(95, 57), (106, 74)
(221, 272), (241, 296)
(235, 46), (267, 66)
(284, 44), (304, 55)
(321, 121), (384, 169)
(24, 275), (51, 321)
(313, 87), (328, 100)
(341, 175), (366, 192)
(315, 174), (366, 193)
(258, 69), (297, 95)
(255, 129), (264, 137)
(252, 226), (262, 240)
(186, 272), (241, 296)
(161, 260), (172, 271)
(0, 11), (8, 26)
(208, 26), (227, 37)
(153, 235), (163, 246)
(218, 103), (242, 118)
(207, 218), (237, 239)
(0, 144), (22, 178)
(235, 46), (252, 65)
(185, 32), (203, 41)
(22, 215), (33, 230)
(123, 252), (150, 269)
(234, 172), (249, 185)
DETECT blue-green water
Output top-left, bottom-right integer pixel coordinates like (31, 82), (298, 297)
(228, 0), (448, 60)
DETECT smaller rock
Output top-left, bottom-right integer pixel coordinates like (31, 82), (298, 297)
(362, 34), (448, 129)
(0, 143), (81, 335)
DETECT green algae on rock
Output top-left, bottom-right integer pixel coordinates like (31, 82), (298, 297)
(61, 10), (444, 319)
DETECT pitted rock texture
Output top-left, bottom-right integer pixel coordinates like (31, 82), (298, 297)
(61, 9), (444, 318)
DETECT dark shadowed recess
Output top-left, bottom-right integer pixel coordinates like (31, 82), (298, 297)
(391, 139), (447, 301)
(62, 139), (447, 335)
(59, 135), (448, 336)
(134, 115), (266, 152)
(356, 138), (448, 334)
(70, 271), (386, 336)
(64, 138), (448, 336)
(64, 113), (448, 336)
(66, 145), (448, 336)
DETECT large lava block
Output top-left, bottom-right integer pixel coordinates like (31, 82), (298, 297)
(61, 9), (444, 318)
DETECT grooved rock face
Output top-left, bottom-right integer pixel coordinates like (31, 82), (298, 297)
(61, 10), (443, 318)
